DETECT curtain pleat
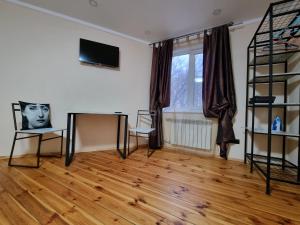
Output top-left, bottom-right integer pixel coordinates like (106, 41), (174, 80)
(149, 39), (173, 149)
(202, 25), (237, 159)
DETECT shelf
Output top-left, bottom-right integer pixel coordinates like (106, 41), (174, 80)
(249, 61), (286, 67)
(248, 102), (300, 107)
(246, 153), (297, 168)
(255, 28), (300, 45)
(248, 72), (300, 83)
(246, 154), (300, 185)
(255, 13), (300, 38)
(246, 127), (299, 137)
(257, 49), (300, 58)
(246, 0), (300, 193)
(250, 1), (300, 46)
(249, 51), (295, 65)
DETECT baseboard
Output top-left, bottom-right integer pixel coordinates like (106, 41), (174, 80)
(163, 147), (214, 157)
(0, 151), (63, 160)
(0, 148), (115, 160)
(0, 147), (245, 164)
(163, 144), (214, 156)
(0, 156), (10, 160)
(0, 144), (148, 160)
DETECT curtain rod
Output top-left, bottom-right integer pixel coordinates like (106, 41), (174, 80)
(149, 21), (235, 46)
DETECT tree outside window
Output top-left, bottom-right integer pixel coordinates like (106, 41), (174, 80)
(165, 51), (203, 112)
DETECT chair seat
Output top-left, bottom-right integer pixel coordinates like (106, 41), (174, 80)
(129, 127), (155, 134)
(16, 128), (66, 134)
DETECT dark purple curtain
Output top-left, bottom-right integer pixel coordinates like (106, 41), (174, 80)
(202, 25), (237, 159)
(149, 39), (173, 149)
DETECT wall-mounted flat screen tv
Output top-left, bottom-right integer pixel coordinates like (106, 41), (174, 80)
(79, 38), (119, 68)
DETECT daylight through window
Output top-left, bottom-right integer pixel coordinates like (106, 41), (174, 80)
(165, 51), (203, 112)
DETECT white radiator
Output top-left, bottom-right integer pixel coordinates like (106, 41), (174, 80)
(167, 118), (212, 150)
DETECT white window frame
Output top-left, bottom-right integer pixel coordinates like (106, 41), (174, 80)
(165, 47), (203, 113)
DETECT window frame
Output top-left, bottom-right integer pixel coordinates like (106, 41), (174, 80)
(165, 48), (203, 113)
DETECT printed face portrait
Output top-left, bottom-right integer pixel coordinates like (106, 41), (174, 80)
(22, 103), (50, 129)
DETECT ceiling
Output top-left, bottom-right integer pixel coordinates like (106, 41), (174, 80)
(14, 0), (278, 43)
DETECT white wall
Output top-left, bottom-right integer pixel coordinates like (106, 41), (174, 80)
(287, 54), (300, 165)
(227, 22), (259, 160)
(0, 1), (152, 156)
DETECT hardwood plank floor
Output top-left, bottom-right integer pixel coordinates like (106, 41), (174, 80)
(0, 148), (300, 225)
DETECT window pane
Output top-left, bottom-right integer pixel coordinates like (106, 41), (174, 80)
(165, 52), (203, 112)
(169, 54), (189, 111)
(194, 54), (203, 109)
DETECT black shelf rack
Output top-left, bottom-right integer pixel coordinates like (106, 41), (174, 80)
(248, 72), (300, 83)
(244, 0), (300, 194)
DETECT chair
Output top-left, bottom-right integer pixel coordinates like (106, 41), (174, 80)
(127, 110), (156, 157)
(8, 103), (65, 168)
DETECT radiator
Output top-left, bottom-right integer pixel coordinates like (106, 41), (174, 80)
(166, 118), (212, 150)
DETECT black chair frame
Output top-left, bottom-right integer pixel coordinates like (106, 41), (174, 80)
(127, 110), (156, 157)
(8, 103), (64, 168)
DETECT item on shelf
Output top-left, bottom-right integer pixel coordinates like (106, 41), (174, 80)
(249, 96), (276, 104)
(262, 35), (299, 52)
(262, 15), (300, 53)
(272, 116), (283, 132)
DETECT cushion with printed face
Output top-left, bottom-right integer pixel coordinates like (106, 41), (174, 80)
(19, 101), (52, 130)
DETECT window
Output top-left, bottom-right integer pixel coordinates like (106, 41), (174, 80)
(165, 50), (203, 112)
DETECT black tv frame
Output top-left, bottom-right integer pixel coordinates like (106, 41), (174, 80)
(79, 38), (119, 68)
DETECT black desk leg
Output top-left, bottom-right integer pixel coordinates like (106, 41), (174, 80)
(116, 115), (127, 159)
(70, 114), (77, 164)
(65, 113), (76, 166)
(117, 115), (121, 151)
(65, 113), (72, 166)
(123, 115), (128, 159)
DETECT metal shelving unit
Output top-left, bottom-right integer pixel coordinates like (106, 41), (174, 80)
(244, 0), (300, 194)
(248, 72), (300, 83)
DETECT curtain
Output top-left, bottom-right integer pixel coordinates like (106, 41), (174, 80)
(149, 39), (173, 149)
(202, 25), (237, 159)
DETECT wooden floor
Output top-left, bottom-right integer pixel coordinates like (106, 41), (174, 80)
(1, 149), (300, 225)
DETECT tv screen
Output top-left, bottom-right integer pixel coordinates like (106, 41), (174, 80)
(79, 38), (119, 68)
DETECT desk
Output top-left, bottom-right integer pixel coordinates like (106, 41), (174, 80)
(65, 112), (128, 166)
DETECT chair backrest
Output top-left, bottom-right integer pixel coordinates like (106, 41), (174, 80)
(12, 103), (21, 131)
(136, 110), (156, 129)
